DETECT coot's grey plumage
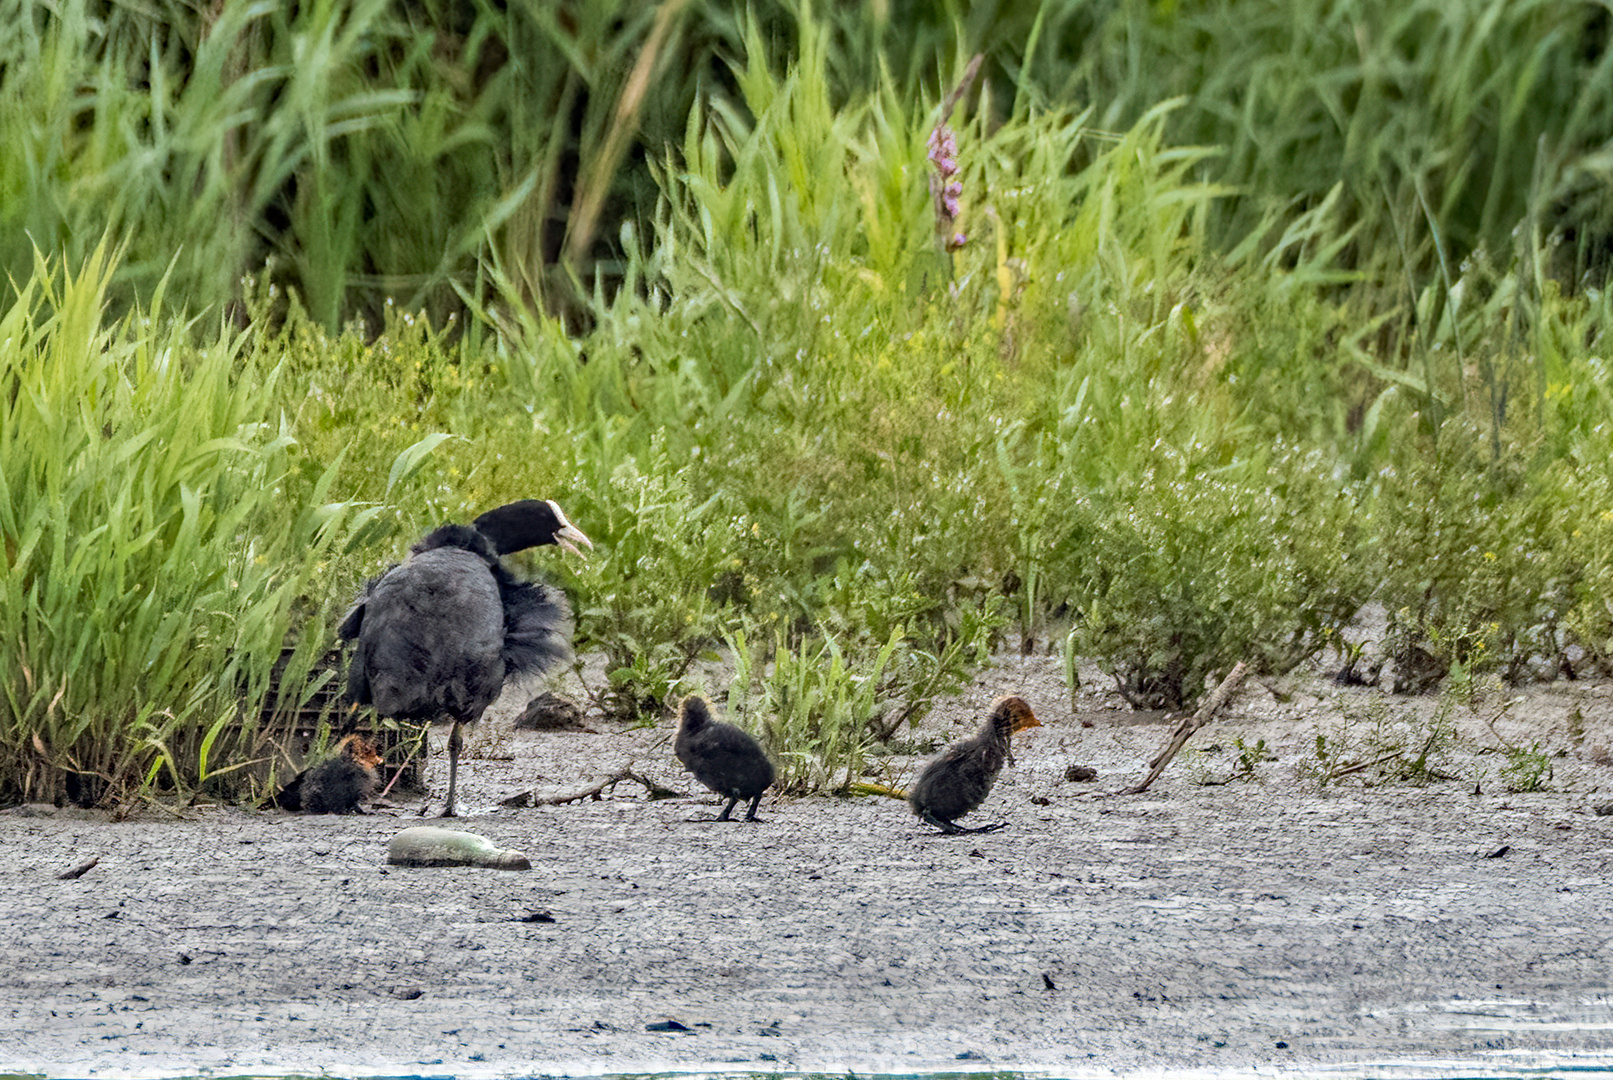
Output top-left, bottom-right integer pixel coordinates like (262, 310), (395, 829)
(674, 694), (775, 822)
(339, 499), (590, 816)
(908, 695), (1040, 834)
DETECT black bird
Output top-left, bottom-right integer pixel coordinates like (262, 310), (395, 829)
(674, 694), (776, 822)
(908, 695), (1040, 834)
(339, 499), (590, 816)
(301, 734), (384, 814)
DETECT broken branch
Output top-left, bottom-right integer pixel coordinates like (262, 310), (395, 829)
(56, 856), (99, 880)
(500, 766), (679, 808)
(1122, 661), (1249, 795)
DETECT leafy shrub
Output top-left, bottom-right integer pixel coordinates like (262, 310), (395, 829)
(1371, 421), (1581, 688)
(1062, 444), (1372, 710)
(563, 439), (742, 722)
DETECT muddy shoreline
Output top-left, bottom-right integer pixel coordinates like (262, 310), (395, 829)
(4, 655), (1613, 1078)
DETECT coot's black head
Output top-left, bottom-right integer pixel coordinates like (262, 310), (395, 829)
(473, 499), (593, 557)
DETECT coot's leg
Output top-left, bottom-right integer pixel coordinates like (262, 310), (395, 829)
(440, 719), (464, 818)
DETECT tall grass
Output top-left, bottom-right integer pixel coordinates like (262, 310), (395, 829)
(0, 0), (752, 329)
(8, 0), (1611, 332)
(6, 2), (1613, 802)
(0, 243), (400, 804)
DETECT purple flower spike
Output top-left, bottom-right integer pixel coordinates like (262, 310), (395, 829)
(928, 121), (965, 250)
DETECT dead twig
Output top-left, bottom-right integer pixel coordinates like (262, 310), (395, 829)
(1326, 749), (1407, 781)
(377, 726), (430, 800)
(940, 53), (984, 122)
(1122, 662), (1249, 795)
(56, 856), (99, 880)
(500, 766), (679, 808)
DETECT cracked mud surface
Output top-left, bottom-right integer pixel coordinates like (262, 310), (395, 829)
(4, 654), (1613, 1078)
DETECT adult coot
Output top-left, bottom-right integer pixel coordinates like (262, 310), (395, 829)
(339, 499), (590, 816)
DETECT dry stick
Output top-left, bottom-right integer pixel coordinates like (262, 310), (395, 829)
(941, 53), (985, 122)
(377, 725), (432, 800)
(499, 766), (678, 808)
(564, 0), (689, 266)
(846, 780), (907, 801)
(377, 762), (408, 800)
(1121, 661), (1249, 795)
(56, 857), (99, 880)
(1327, 749), (1406, 781)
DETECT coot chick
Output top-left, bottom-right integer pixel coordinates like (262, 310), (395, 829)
(339, 499), (590, 816)
(908, 696), (1040, 834)
(674, 694), (776, 822)
(301, 735), (385, 814)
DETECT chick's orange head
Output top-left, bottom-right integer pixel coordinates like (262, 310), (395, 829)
(336, 735), (380, 761)
(993, 695), (1041, 732)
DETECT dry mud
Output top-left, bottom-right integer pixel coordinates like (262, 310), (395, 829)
(4, 653), (1613, 1079)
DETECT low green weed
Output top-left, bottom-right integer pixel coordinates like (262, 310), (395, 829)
(722, 592), (998, 794)
(1300, 694), (1461, 787)
(1499, 743), (1553, 793)
(1230, 737), (1272, 782)
(724, 626), (901, 794)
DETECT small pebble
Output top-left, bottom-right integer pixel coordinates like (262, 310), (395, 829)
(645, 1019), (690, 1033)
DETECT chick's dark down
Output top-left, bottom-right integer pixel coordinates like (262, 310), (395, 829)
(908, 696), (1039, 833)
(675, 695), (776, 822)
(301, 736), (383, 814)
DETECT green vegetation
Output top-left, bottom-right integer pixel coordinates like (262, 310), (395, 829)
(4, 1), (1613, 805)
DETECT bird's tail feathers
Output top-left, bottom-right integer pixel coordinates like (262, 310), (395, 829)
(335, 572), (384, 642)
(501, 578), (573, 678)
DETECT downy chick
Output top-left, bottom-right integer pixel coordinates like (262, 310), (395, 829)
(301, 734), (385, 814)
(908, 696), (1040, 834)
(674, 694), (776, 822)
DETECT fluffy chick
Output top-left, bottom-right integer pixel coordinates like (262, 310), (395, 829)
(908, 696), (1040, 834)
(301, 735), (384, 814)
(674, 694), (776, 822)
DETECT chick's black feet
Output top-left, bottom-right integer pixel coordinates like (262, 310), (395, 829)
(920, 811), (1006, 835)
